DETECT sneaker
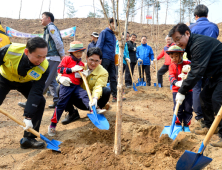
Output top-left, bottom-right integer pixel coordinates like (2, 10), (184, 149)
(211, 138), (222, 147)
(20, 137), (45, 149)
(18, 102), (27, 109)
(96, 108), (107, 114)
(195, 118), (206, 128)
(194, 127), (218, 135)
(48, 102), (58, 109)
(61, 109), (80, 125)
(48, 126), (56, 136)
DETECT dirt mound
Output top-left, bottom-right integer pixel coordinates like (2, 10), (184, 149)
(17, 123), (202, 170)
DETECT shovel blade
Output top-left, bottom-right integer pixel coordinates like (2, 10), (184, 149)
(160, 125), (183, 140)
(40, 134), (62, 152)
(87, 113), (109, 130)
(133, 83), (138, 91)
(176, 150), (212, 170)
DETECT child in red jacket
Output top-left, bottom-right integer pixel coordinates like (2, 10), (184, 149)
(167, 45), (193, 128)
(48, 41), (89, 136)
(156, 35), (175, 87)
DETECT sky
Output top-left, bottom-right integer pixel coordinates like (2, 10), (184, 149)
(0, 0), (222, 25)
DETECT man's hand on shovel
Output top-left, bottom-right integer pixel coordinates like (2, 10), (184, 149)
(175, 92), (185, 105)
(22, 118), (33, 131)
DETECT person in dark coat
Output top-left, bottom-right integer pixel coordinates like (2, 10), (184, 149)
(125, 33), (137, 88)
(169, 23), (222, 147)
(87, 32), (99, 51)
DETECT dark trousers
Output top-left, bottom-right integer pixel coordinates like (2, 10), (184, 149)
(102, 58), (117, 97)
(125, 62), (136, 86)
(173, 92), (193, 126)
(138, 65), (151, 86)
(0, 75), (45, 138)
(200, 79), (222, 138)
(51, 84), (90, 125)
(65, 87), (111, 113)
(157, 65), (169, 86)
(193, 79), (203, 120)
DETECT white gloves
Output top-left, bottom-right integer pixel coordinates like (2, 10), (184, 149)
(71, 65), (83, 73)
(59, 76), (72, 86)
(182, 65), (191, 73)
(133, 47), (136, 51)
(153, 58), (156, 61)
(151, 61), (154, 65)
(138, 58), (143, 63)
(89, 97), (98, 109)
(126, 58), (131, 63)
(178, 73), (187, 80)
(175, 80), (183, 87)
(82, 69), (90, 77)
(23, 118), (33, 131)
(175, 92), (185, 105)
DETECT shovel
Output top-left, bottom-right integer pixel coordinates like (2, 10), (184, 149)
(0, 107), (62, 152)
(139, 63), (146, 86)
(136, 62), (142, 87)
(160, 102), (183, 140)
(78, 71), (109, 130)
(126, 61), (138, 91)
(176, 106), (222, 170)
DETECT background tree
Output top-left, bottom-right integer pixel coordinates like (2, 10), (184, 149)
(19, 0), (22, 19)
(87, 12), (101, 18)
(123, 0), (137, 22)
(66, 0), (77, 18)
(39, 0), (44, 19)
(99, 0), (111, 18)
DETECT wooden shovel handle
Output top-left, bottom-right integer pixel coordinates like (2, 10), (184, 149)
(0, 108), (40, 138)
(126, 61), (134, 84)
(203, 106), (222, 147)
(78, 71), (93, 102)
(140, 64), (143, 79)
(174, 102), (180, 116)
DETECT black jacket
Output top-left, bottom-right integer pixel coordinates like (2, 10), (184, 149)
(127, 41), (137, 63)
(0, 45), (49, 118)
(179, 33), (222, 94)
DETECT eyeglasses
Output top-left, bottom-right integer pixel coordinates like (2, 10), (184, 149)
(88, 58), (100, 63)
(174, 35), (184, 44)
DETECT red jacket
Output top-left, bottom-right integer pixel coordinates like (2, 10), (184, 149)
(157, 43), (175, 65)
(169, 60), (192, 92)
(57, 56), (84, 85)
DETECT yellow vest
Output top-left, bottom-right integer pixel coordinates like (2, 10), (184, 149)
(0, 43), (49, 83)
(0, 25), (10, 48)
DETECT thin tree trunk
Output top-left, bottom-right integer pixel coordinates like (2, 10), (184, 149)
(111, 0), (117, 30)
(39, 0), (44, 19)
(19, 0), (22, 19)
(147, 1), (149, 25)
(165, 0), (168, 24)
(49, 0), (51, 12)
(156, 1), (158, 24)
(63, 0), (65, 19)
(180, 0), (181, 22)
(93, 0), (96, 17)
(140, 0), (143, 24)
(114, 0), (130, 155)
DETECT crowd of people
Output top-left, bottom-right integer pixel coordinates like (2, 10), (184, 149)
(0, 4), (222, 149)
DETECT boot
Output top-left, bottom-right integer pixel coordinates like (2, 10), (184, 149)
(48, 101), (58, 109)
(20, 137), (45, 149)
(210, 138), (222, 147)
(195, 127), (218, 135)
(61, 109), (80, 125)
(18, 102), (27, 108)
(195, 118), (206, 128)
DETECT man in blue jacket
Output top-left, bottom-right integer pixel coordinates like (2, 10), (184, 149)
(137, 36), (154, 86)
(96, 18), (120, 102)
(87, 32), (99, 51)
(187, 4), (219, 128)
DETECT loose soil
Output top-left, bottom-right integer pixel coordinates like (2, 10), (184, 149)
(0, 18), (222, 170)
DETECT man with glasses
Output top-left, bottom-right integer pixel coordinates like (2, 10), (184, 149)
(169, 23), (222, 147)
(60, 47), (111, 125)
(187, 4), (219, 127)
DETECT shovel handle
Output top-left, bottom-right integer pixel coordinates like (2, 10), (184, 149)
(174, 102), (180, 116)
(140, 64), (143, 79)
(202, 105), (222, 151)
(0, 107), (40, 138)
(126, 61), (134, 84)
(78, 71), (93, 102)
